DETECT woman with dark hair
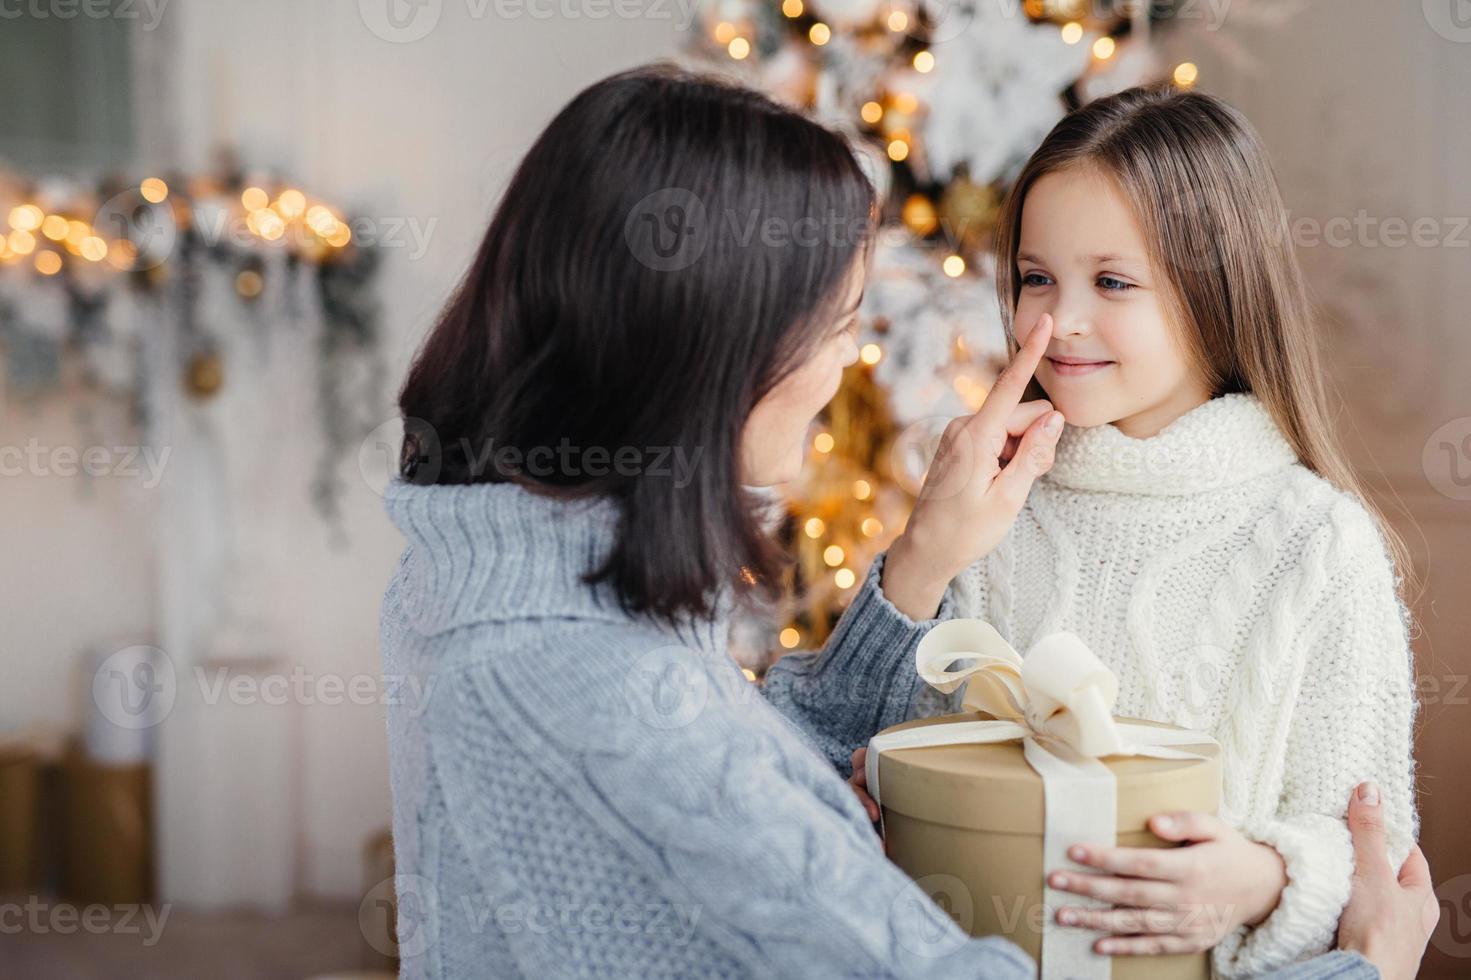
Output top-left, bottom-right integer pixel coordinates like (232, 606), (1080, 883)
(380, 66), (1431, 978)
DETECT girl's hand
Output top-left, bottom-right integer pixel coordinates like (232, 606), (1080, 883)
(847, 747), (888, 853)
(881, 314), (1063, 621)
(1050, 811), (1287, 955)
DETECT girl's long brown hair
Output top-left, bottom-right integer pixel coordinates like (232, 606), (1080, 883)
(993, 84), (1417, 604)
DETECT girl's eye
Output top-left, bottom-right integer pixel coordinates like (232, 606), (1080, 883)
(1097, 276), (1135, 291)
(1021, 271), (1052, 287)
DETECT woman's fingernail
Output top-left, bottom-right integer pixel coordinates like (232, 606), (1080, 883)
(1358, 782), (1380, 806)
(1050, 872), (1068, 888)
(1058, 909), (1078, 925)
(1068, 845), (1086, 861)
(1044, 412), (1064, 435)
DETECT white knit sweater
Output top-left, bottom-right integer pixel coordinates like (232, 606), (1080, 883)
(945, 393), (1418, 978)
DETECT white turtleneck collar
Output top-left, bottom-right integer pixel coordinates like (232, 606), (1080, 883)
(1043, 392), (1300, 496)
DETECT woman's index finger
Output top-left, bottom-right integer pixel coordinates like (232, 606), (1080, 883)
(970, 313), (1053, 431)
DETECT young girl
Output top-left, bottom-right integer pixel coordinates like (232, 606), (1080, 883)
(932, 86), (1418, 976)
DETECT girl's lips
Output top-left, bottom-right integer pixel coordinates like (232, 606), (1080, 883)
(1046, 357), (1115, 377)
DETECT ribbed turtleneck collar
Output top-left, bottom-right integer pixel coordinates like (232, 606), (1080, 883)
(383, 480), (729, 651)
(1044, 393), (1300, 496)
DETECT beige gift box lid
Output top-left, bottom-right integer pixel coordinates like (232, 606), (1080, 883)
(874, 712), (1222, 834)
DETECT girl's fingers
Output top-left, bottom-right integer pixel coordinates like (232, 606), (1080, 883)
(1066, 843), (1190, 881)
(1096, 933), (1200, 957)
(1057, 904), (1183, 935)
(1149, 810), (1228, 844)
(1047, 870), (1176, 909)
(990, 409), (1064, 511)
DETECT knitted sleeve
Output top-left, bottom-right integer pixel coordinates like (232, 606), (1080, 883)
(429, 631), (1037, 980)
(761, 550), (956, 777)
(1214, 503), (1418, 978)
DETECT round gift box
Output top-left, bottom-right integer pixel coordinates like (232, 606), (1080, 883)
(875, 713), (1221, 980)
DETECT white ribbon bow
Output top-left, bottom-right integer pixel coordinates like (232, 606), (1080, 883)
(866, 620), (1217, 980)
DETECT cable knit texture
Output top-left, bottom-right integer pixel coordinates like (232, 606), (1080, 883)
(379, 479), (1042, 979)
(948, 392), (1419, 978)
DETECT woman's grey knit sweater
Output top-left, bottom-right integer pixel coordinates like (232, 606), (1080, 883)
(379, 479), (1379, 980)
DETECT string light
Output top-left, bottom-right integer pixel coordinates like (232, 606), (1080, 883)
(887, 9), (908, 31)
(892, 92), (919, 114)
(41, 215), (68, 241)
(779, 627), (801, 649)
(35, 251), (61, 275)
(741, 667), (758, 681)
(276, 188), (307, 219)
(824, 545), (845, 567)
(852, 479), (872, 500)
(887, 139), (909, 162)
(860, 101), (883, 124)
(943, 254), (966, 277)
(7, 230), (36, 256)
(834, 568), (857, 589)
(813, 432), (835, 453)
(8, 205), (43, 232)
(241, 186), (269, 211)
(714, 21), (736, 43)
(804, 517), (826, 538)
(1092, 36), (1116, 60)
(140, 178), (169, 203)
(861, 517), (884, 537)
(781, 0), (802, 15)
(1060, 21), (1083, 44)
(860, 343), (883, 365)
(913, 50), (934, 73)
(809, 22), (831, 44)
(728, 36), (750, 59)
(1173, 62), (1199, 87)
(80, 236), (108, 262)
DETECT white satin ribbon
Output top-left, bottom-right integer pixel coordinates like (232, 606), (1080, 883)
(866, 620), (1217, 980)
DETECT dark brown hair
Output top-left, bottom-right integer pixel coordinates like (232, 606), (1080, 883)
(397, 65), (875, 624)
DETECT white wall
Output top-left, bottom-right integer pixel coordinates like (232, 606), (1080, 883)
(2, 1), (690, 903)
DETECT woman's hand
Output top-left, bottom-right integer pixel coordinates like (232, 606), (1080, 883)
(1337, 782), (1438, 980)
(1050, 811), (1287, 955)
(847, 747), (887, 852)
(881, 313), (1063, 621)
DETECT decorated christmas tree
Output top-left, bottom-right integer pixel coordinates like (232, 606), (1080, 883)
(680, 0), (1213, 664)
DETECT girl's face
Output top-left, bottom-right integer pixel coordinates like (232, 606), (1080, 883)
(741, 262), (863, 486)
(1013, 166), (1211, 438)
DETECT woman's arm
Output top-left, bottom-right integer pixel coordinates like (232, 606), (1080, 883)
(759, 550), (955, 776)
(428, 627), (1037, 980)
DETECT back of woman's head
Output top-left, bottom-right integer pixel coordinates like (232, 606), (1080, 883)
(995, 84), (1414, 601)
(398, 64), (875, 623)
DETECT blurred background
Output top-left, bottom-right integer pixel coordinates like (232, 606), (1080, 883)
(0, 0), (1466, 977)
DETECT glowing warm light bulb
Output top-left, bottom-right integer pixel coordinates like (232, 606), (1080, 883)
(804, 517), (826, 538)
(35, 251), (62, 275)
(779, 628), (800, 649)
(7, 230), (36, 255)
(140, 178), (169, 203)
(813, 432), (835, 453)
(861, 517), (884, 537)
(1093, 36), (1116, 60)
(860, 343), (882, 365)
(823, 545), (845, 567)
(741, 667), (758, 681)
(1174, 62), (1199, 87)
(1060, 21), (1083, 44)
(728, 37), (750, 58)
(852, 479), (872, 500)
(714, 20), (736, 43)
(834, 568), (857, 589)
(887, 140), (909, 162)
(8, 205), (43, 232)
(782, 0), (802, 15)
(277, 189), (307, 218)
(913, 50), (934, 73)
(887, 9), (908, 30)
(242, 186), (269, 211)
(809, 22), (830, 44)
(80, 236), (108, 262)
(41, 215), (68, 241)
(943, 254), (966, 277)
(860, 101), (883, 124)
